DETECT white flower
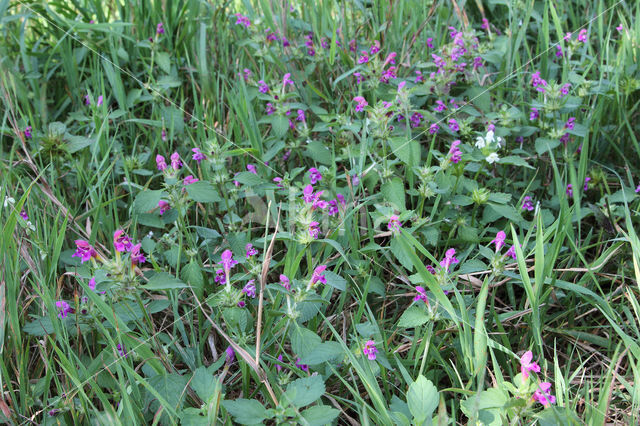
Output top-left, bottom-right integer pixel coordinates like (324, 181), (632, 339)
(486, 153), (500, 164)
(485, 130), (495, 144)
(475, 136), (486, 149)
(495, 136), (505, 148)
(3, 196), (15, 208)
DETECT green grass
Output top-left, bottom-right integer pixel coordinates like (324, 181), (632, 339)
(1, 0), (640, 424)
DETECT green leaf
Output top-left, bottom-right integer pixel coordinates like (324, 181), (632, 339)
(304, 141), (333, 165)
(181, 261), (204, 297)
(283, 375), (325, 408)
(300, 405), (340, 425)
(190, 367), (219, 402)
(397, 306), (430, 328)
(133, 190), (165, 213)
(407, 375), (439, 425)
(142, 272), (188, 290)
(271, 115), (290, 138)
(223, 399), (269, 424)
(233, 171), (264, 186)
(390, 237), (414, 271)
(535, 138), (560, 155)
(488, 192), (512, 204)
(382, 178), (406, 211)
(179, 408), (210, 426)
(298, 341), (343, 365)
(389, 138), (420, 168)
(323, 271), (346, 291)
(487, 203), (522, 223)
(156, 52), (171, 74)
(290, 325), (321, 357)
(146, 373), (189, 423)
(499, 155), (534, 169)
(67, 136), (94, 153)
(186, 181), (221, 203)
(194, 226), (222, 240)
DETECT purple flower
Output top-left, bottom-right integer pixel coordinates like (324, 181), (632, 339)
(380, 66), (397, 83)
(279, 274), (290, 290)
(435, 100), (447, 112)
(473, 56), (483, 70)
(482, 18), (489, 30)
(555, 45), (563, 58)
(245, 243), (258, 258)
(84, 94), (91, 105)
(117, 343), (127, 357)
(161, 129), (167, 141)
(328, 199), (339, 216)
(183, 175), (198, 185)
(282, 73), (294, 87)
(295, 358), (309, 372)
(131, 243), (146, 265)
(353, 96), (368, 112)
(520, 351), (541, 379)
(429, 123), (440, 134)
(311, 265), (327, 285)
(156, 154), (167, 171)
(225, 346), (235, 364)
(308, 167), (322, 184)
(426, 265), (436, 274)
(170, 152), (181, 170)
(531, 71), (548, 92)
(530, 108), (539, 121)
(308, 221), (320, 239)
(276, 354), (285, 372)
(88, 277), (96, 291)
(439, 248), (459, 271)
(636, 182), (640, 193)
(565, 117), (576, 130)
(584, 177), (591, 191)
(533, 382), (556, 407)
(234, 14), (251, 28)
(19, 210), (28, 221)
(490, 231), (506, 252)
(577, 29), (588, 43)
(156, 22), (165, 35)
(426, 37), (434, 49)
(448, 119), (459, 132)
(566, 184), (573, 197)
(214, 269), (226, 285)
(265, 103), (276, 115)
(410, 112), (423, 128)
(363, 340), (378, 360)
(113, 230), (132, 252)
(242, 68), (251, 81)
(219, 249), (238, 273)
(357, 50), (369, 64)
(564, 32), (572, 41)
(414, 70), (424, 83)
(242, 280), (256, 298)
(522, 196), (534, 211)
(158, 200), (170, 215)
(273, 177), (283, 188)
(414, 286), (429, 304)
(296, 109), (306, 122)
(354, 72), (363, 84)
(336, 193), (346, 207)
(560, 132), (570, 144)
(72, 240), (97, 263)
(247, 164), (257, 174)
(387, 215), (402, 235)
(24, 126), (32, 139)
(96, 95), (103, 107)
(370, 40), (381, 55)
(616, 25), (623, 33)
(560, 83), (571, 96)
(448, 140), (462, 163)
(192, 148), (206, 163)
(56, 301), (72, 319)
(506, 245), (517, 260)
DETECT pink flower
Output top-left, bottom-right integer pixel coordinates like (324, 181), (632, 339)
(308, 167), (322, 184)
(387, 215), (402, 235)
(225, 346), (235, 364)
(219, 249), (238, 272)
(435, 100), (447, 112)
(448, 140), (462, 163)
(245, 243), (258, 258)
(88, 277), (96, 291)
(309, 221), (320, 239)
(414, 286), (429, 304)
(234, 13), (251, 28)
(530, 108), (539, 121)
(242, 280), (256, 298)
(429, 123), (440, 134)
(616, 24), (623, 33)
(635, 182), (640, 193)
(273, 177), (283, 188)
(491, 231), (506, 252)
(357, 51), (369, 64)
(192, 148), (206, 163)
(158, 200), (170, 215)
(214, 269), (226, 285)
(156, 155), (167, 171)
(96, 95), (103, 107)
(439, 248), (459, 271)
(131, 243), (146, 265)
(563, 32), (572, 41)
(183, 175), (198, 185)
(279, 274), (290, 290)
(311, 265), (327, 285)
(566, 184), (573, 198)
(506, 245), (517, 260)
(24, 126), (32, 139)
(426, 37), (434, 48)
(555, 45), (563, 58)
(565, 117), (576, 130)
(531, 71), (548, 92)
(522, 196), (534, 211)
(156, 22), (165, 35)
(296, 109), (306, 122)
(363, 340), (378, 360)
(247, 164), (257, 174)
(282, 73), (294, 87)
(370, 40), (381, 55)
(577, 29), (588, 43)
(583, 177), (591, 191)
(520, 350), (541, 379)
(72, 240), (97, 263)
(55, 301), (72, 319)
(426, 265), (436, 274)
(448, 119), (459, 132)
(533, 382), (556, 407)
(353, 96), (368, 112)
(170, 152), (181, 170)
(295, 358), (309, 372)
(113, 230), (132, 252)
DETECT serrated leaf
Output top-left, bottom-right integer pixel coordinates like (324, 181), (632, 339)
(290, 325), (321, 358)
(133, 190), (165, 213)
(298, 341), (343, 365)
(233, 171), (264, 186)
(156, 52), (171, 74)
(223, 399), (268, 424)
(190, 367), (219, 402)
(284, 375), (325, 408)
(382, 178), (406, 210)
(407, 375), (439, 425)
(390, 138), (420, 167)
(397, 306), (430, 328)
(304, 141), (333, 165)
(186, 181), (221, 203)
(142, 272), (188, 290)
(323, 271), (346, 291)
(535, 138), (560, 155)
(300, 405), (340, 425)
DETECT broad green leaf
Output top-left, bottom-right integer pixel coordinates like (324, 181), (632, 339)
(290, 325), (321, 357)
(397, 306), (430, 328)
(323, 271), (346, 291)
(283, 375), (325, 408)
(407, 375), (439, 425)
(382, 178), (406, 210)
(300, 405), (340, 425)
(142, 272), (188, 290)
(298, 341), (343, 365)
(223, 399), (269, 424)
(133, 190), (165, 213)
(186, 181), (221, 203)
